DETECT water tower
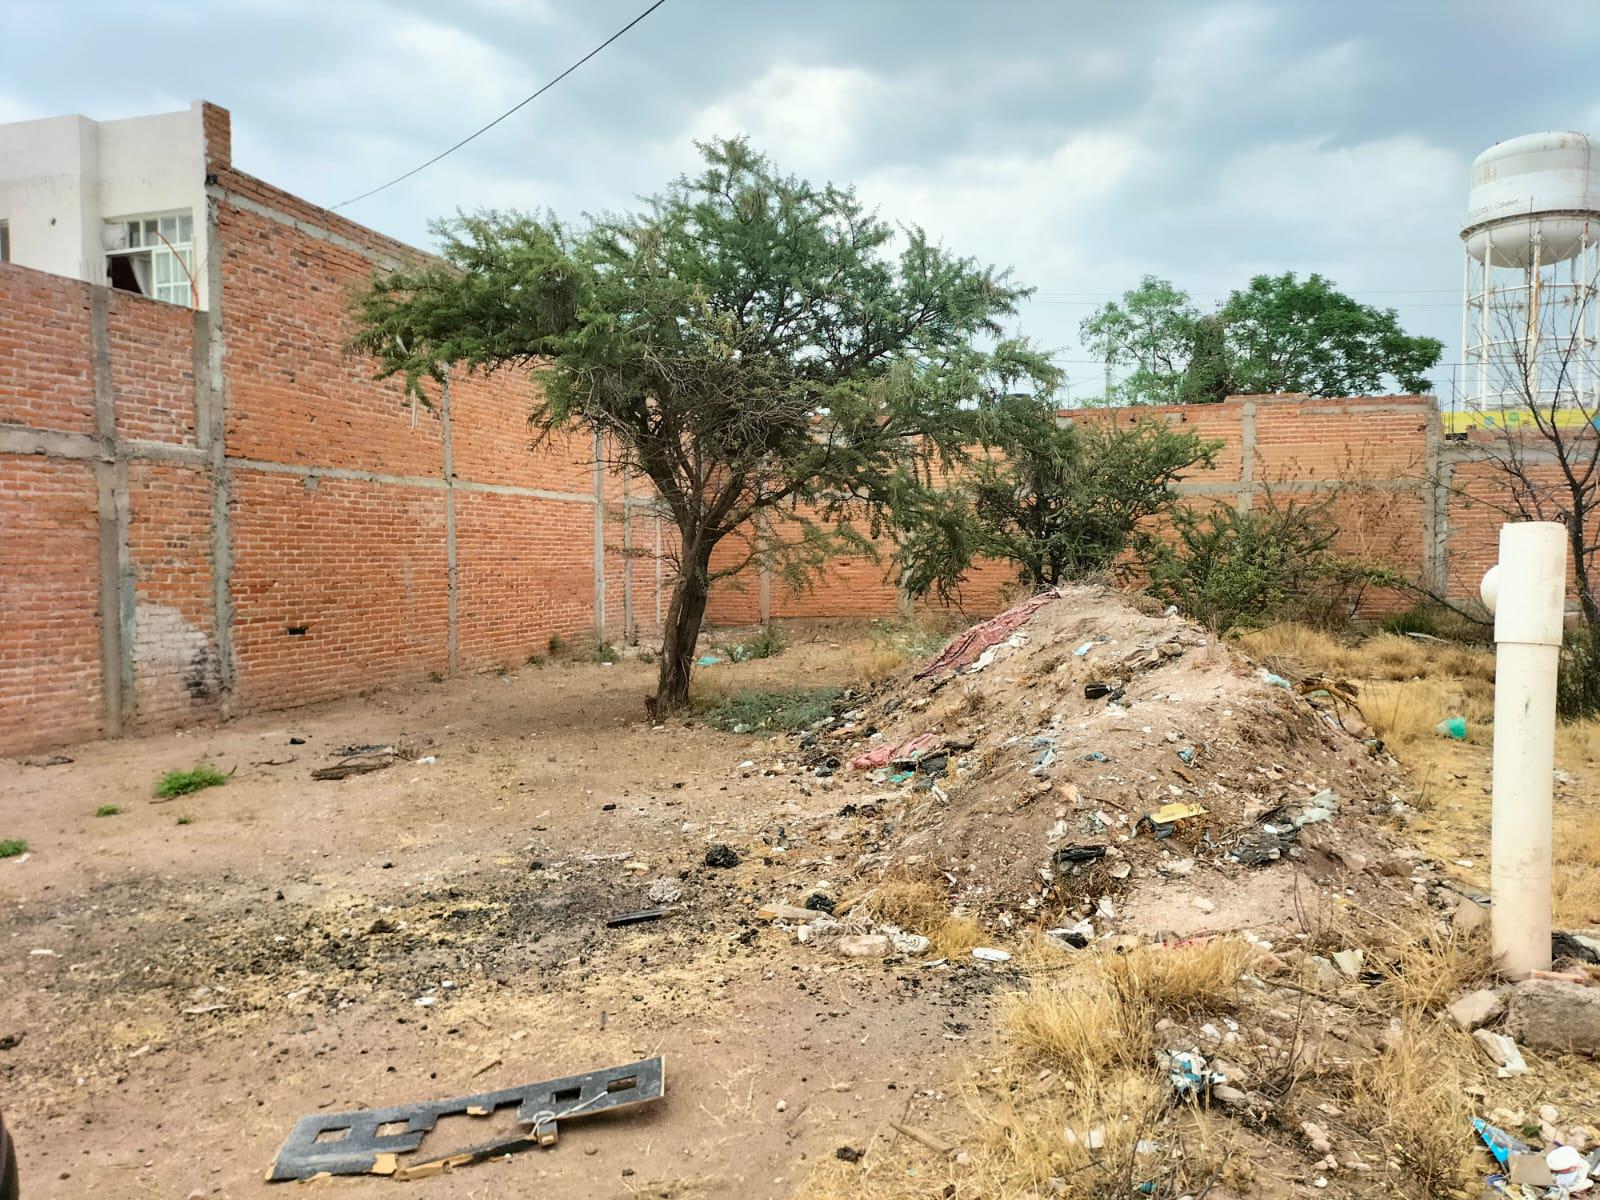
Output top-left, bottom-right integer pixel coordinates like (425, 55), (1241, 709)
(1458, 132), (1600, 428)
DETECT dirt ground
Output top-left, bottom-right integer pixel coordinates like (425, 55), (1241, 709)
(0, 625), (997, 1200)
(3, 609), (1598, 1200)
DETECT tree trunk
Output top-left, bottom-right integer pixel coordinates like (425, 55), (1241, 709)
(653, 546), (713, 716)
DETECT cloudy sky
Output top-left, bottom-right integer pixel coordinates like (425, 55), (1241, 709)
(8, 0), (1600, 400)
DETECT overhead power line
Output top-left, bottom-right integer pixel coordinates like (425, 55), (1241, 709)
(331, 0), (670, 211)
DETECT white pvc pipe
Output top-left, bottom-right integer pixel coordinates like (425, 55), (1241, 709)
(1480, 522), (1568, 978)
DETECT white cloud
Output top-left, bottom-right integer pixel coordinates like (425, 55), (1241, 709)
(683, 64), (886, 174)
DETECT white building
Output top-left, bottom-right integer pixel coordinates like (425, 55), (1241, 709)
(0, 101), (211, 308)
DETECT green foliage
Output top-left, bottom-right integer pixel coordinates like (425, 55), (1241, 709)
(731, 626), (787, 661)
(1079, 272), (1443, 404)
(352, 138), (1056, 709)
(592, 640), (619, 664)
(94, 804), (122, 817)
(1221, 272), (1442, 396)
(900, 395), (1219, 600)
(1558, 626), (1600, 721)
(547, 634), (566, 655)
(155, 765), (228, 799)
(176, 816), (194, 826)
(1146, 496), (1379, 633)
(0, 839), (26, 858)
(699, 687), (844, 733)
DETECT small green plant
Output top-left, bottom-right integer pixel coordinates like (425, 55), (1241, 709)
(155, 765), (229, 799)
(1558, 626), (1600, 721)
(0, 838), (27, 858)
(1145, 494), (1379, 633)
(1381, 606), (1441, 638)
(547, 633), (566, 655)
(698, 687), (843, 733)
(527, 652), (546, 667)
(176, 815), (193, 826)
(592, 640), (619, 664)
(94, 804), (122, 817)
(732, 625), (787, 661)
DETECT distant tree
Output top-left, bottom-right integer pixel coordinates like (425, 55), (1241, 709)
(1221, 272), (1442, 396)
(898, 393), (1219, 601)
(1079, 272), (1442, 404)
(1078, 275), (1203, 406)
(351, 138), (1056, 713)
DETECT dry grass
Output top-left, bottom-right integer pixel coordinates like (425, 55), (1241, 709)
(1358, 677), (1494, 744)
(843, 871), (988, 959)
(1557, 717), (1600, 766)
(1554, 814), (1600, 926)
(796, 940), (1254, 1200)
(1342, 1017), (1479, 1194)
(1366, 921), (1493, 1015)
(1236, 623), (1494, 688)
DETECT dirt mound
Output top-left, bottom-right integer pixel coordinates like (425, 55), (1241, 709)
(829, 585), (1410, 934)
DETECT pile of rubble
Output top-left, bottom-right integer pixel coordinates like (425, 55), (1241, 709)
(805, 585), (1413, 935)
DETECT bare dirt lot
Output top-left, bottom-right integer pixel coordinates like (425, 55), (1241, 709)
(0, 627), (996, 1199)
(4, 602), (1598, 1200)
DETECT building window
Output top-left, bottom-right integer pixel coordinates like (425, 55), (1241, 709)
(0, 220), (9, 263)
(106, 212), (195, 306)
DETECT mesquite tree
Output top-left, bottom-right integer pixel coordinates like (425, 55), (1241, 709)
(352, 138), (1055, 711)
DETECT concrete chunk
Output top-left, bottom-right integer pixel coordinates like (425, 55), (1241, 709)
(1447, 987), (1506, 1032)
(1507, 978), (1600, 1057)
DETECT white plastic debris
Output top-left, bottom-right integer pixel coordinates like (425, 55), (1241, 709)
(972, 947), (1011, 963)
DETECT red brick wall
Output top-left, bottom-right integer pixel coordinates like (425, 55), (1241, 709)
(0, 457), (104, 751)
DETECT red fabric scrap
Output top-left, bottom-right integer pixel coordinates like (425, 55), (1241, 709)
(850, 732), (944, 772)
(913, 589), (1061, 679)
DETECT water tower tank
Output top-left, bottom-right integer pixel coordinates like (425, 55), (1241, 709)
(1460, 132), (1600, 266)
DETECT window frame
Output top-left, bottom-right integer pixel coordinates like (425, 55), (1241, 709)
(105, 210), (196, 307)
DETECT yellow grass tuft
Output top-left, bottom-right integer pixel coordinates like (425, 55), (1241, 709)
(1358, 677), (1493, 744)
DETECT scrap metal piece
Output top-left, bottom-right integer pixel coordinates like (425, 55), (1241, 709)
(268, 1055), (665, 1182)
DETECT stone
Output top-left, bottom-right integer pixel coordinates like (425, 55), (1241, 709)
(1332, 949), (1365, 978)
(1507, 978), (1600, 1057)
(1192, 896), (1215, 913)
(1211, 1083), (1248, 1106)
(1452, 899), (1489, 933)
(837, 934), (890, 959)
(1301, 1121), (1334, 1155)
(1446, 987), (1506, 1032)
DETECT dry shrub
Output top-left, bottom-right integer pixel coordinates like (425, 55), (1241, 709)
(1358, 678), (1492, 744)
(1343, 1018), (1479, 1195)
(1367, 923), (1493, 1015)
(846, 644), (910, 684)
(1554, 814), (1600, 926)
(1238, 623), (1494, 691)
(1099, 938), (1255, 1018)
(931, 915), (985, 959)
(846, 870), (948, 932)
(797, 942), (1253, 1200)
(1557, 717), (1600, 766)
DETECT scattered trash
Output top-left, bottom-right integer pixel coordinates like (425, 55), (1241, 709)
(1260, 672), (1292, 690)
(972, 947), (1011, 964)
(646, 879), (683, 905)
(1051, 844), (1108, 872)
(1045, 921), (1093, 950)
(1435, 716), (1469, 740)
(804, 892), (835, 914)
(1473, 1117), (1529, 1168)
(1083, 681), (1121, 701)
(1137, 802), (1207, 837)
(268, 1056), (665, 1181)
(1472, 1029), (1529, 1077)
(1160, 1049), (1225, 1098)
(914, 590), (1060, 679)
(695, 654), (724, 667)
(1548, 1145), (1594, 1192)
(885, 928), (931, 955)
(604, 906), (676, 928)
(850, 733), (943, 772)
(703, 844), (739, 869)
(1332, 949), (1365, 978)
(1079, 750), (1108, 763)
(1073, 640), (1095, 657)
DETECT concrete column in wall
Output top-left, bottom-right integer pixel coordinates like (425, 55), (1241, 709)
(1421, 401), (1451, 597)
(1236, 401), (1257, 514)
(622, 470), (634, 643)
(442, 370), (459, 673)
(202, 192), (236, 715)
(89, 287), (132, 735)
(592, 432), (606, 642)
